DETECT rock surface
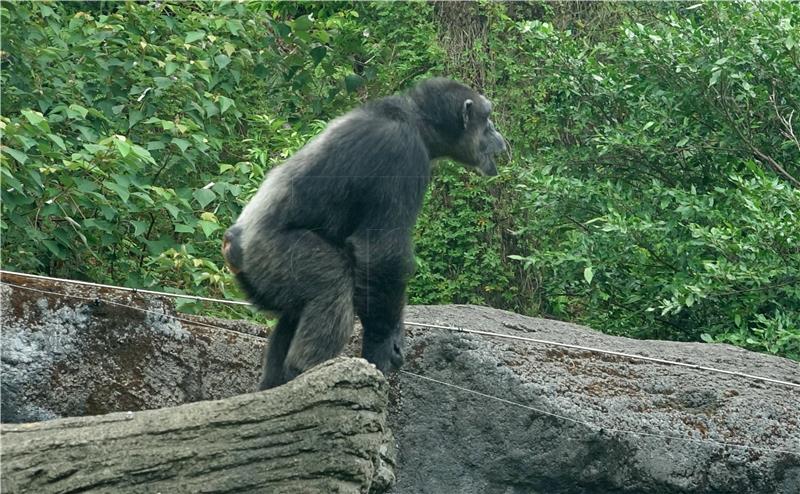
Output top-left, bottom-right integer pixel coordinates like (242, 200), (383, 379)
(2, 272), (798, 493)
(0, 271), (265, 422)
(390, 305), (800, 494)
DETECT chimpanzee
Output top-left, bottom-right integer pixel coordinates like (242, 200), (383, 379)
(222, 78), (509, 389)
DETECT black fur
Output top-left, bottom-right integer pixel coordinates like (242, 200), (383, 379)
(224, 78), (508, 389)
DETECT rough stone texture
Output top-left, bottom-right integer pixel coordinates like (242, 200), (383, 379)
(1, 357), (396, 494)
(0, 271), (265, 422)
(390, 305), (800, 494)
(2, 273), (799, 493)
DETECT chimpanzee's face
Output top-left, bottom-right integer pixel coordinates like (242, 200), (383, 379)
(452, 95), (509, 176)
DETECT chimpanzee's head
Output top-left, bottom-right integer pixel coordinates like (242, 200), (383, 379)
(409, 78), (510, 176)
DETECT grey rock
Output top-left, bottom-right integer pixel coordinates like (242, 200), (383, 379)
(2, 273), (798, 493)
(388, 305), (800, 494)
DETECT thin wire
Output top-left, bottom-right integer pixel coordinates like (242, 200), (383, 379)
(3, 270), (799, 389)
(0, 270), (251, 306)
(4, 282), (267, 342)
(400, 370), (800, 456)
(404, 322), (800, 390)
(4, 278), (798, 455)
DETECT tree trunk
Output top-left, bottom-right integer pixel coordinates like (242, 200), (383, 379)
(1, 357), (396, 493)
(433, 0), (491, 90)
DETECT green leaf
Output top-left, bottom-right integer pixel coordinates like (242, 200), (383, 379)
(67, 104), (89, 119)
(43, 240), (67, 259)
(709, 70), (721, 87)
(16, 135), (37, 151)
(583, 266), (594, 284)
(345, 74), (364, 93)
(174, 223), (195, 233)
(1, 146), (28, 164)
(743, 159), (766, 178)
(147, 140), (167, 151)
(114, 137), (132, 158)
(21, 109), (50, 132)
(74, 177), (98, 193)
(310, 46), (327, 65)
(254, 64), (268, 78)
(218, 96), (234, 114)
(103, 181), (130, 203)
(164, 203), (180, 219)
(129, 110), (145, 129)
(292, 15), (313, 32)
(214, 54), (231, 69)
(193, 188), (216, 208)
(154, 77), (173, 89)
(202, 99), (219, 117)
(76, 125), (98, 142)
(84, 143), (108, 154)
(100, 205), (116, 221)
(131, 221), (150, 237)
(165, 61), (179, 76)
(131, 144), (155, 164)
(1, 171), (24, 191)
(172, 138), (191, 152)
(84, 218), (114, 233)
(185, 31), (206, 44)
(227, 20), (244, 35)
(38, 4), (55, 17)
(47, 133), (66, 151)
(198, 220), (221, 237)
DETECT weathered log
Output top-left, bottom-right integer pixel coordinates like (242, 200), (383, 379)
(1, 357), (396, 493)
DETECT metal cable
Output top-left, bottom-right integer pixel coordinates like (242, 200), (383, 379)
(0, 270), (251, 306)
(399, 370), (800, 456)
(2, 276), (797, 455)
(403, 322), (800, 389)
(2, 269), (798, 389)
(4, 282), (266, 342)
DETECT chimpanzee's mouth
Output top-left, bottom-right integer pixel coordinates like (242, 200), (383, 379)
(477, 157), (499, 177)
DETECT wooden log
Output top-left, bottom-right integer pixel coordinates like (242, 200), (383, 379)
(0, 357), (396, 493)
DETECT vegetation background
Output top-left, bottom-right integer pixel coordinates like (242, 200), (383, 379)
(2, 1), (798, 360)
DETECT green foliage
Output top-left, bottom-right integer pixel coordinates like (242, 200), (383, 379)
(493, 1), (800, 359)
(0, 1), (382, 295)
(410, 165), (517, 308)
(1, 1), (260, 291)
(2, 1), (798, 361)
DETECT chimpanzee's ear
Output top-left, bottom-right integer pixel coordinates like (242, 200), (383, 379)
(462, 99), (473, 129)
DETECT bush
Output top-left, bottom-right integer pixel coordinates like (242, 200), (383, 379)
(495, 2), (800, 359)
(2, 1), (797, 359)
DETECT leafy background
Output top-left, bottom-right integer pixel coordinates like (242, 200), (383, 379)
(2, 1), (798, 360)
